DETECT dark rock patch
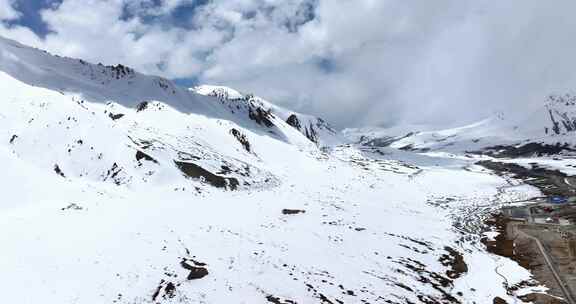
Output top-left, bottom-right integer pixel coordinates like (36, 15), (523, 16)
(399, 243), (429, 254)
(384, 232), (434, 251)
(152, 280), (177, 301)
(109, 64), (134, 79)
(54, 164), (66, 178)
(176, 151), (201, 161)
(304, 125), (318, 143)
(184, 258), (207, 267)
(394, 282), (413, 292)
(477, 142), (575, 158)
(392, 257), (461, 303)
(439, 246), (468, 279)
(286, 114), (301, 131)
(136, 101), (149, 112)
(103, 163), (124, 185)
(9, 134), (17, 144)
(218, 165), (232, 175)
(266, 295), (298, 304)
(135, 150), (158, 164)
(180, 259), (209, 280)
(399, 144), (431, 153)
(493, 297), (508, 304)
(174, 161), (239, 190)
(248, 106), (274, 127)
(164, 282), (176, 298)
(108, 112), (124, 120)
(61, 203), (82, 211)
(107, 164), (121, 180)
(304, 283), (341, 304)
(230, 128), (251, 152)
(282, 209), (306, 215)
(185, 267), (208, 280)
(151, 285), (161, 301)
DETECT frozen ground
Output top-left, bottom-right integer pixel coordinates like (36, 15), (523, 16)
(0, 142), (547, 304)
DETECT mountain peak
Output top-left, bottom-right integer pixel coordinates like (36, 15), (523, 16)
(0, 35), (339, 147)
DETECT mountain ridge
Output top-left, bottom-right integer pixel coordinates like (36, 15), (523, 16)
(347, 96), (576, 156)
(0, 36), (338, 149)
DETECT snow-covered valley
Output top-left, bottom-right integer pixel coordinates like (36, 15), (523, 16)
(0, 36), (573, 304)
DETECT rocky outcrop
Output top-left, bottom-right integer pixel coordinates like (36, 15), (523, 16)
(248, 106), (274, 127)
(544, 94), (576, 135)
(230, 128), (251, 152)
(174, 161), (239, 190)
(193, 86), (339, 146)
(286, 114), (301, 131)
(478, 142), (576, 157)
(304, 124), (318, 143)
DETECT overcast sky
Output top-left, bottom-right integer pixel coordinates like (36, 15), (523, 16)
(1, 0), (576, 128)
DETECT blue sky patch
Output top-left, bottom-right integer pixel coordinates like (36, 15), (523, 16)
(7, 0), (62, 37)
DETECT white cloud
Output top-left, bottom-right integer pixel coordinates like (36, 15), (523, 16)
(5, 0), (226, 78)
(2, 0), (576, 128)
(0, 0), (19, 20)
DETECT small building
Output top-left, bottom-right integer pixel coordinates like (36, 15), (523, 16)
(549, 196), (569, 204)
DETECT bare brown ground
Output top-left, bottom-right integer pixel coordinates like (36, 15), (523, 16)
(483, 215), (567, 304)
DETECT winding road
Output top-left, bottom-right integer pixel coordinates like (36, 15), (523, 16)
(517, 228), (576, 304)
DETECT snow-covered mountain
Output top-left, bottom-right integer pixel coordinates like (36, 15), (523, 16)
(0, 36), (338, 149)
(0, 36), (555, 304)
(192, 85), (341, 147)
(349, 96), (576, 157)
(541, 94), (576, 136)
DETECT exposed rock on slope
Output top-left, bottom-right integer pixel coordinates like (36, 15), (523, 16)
(544, 94), (576, 135)
(192, 85), (341, 146)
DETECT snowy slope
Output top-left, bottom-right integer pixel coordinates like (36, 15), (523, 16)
(0, 36), (550, 304)
(192, 85), (342, 147)
(535, 94), (576, 136)
(349, 96), (576, 156)
(0, 36), (328, 150)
